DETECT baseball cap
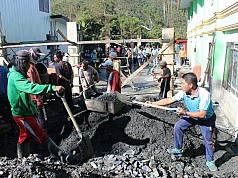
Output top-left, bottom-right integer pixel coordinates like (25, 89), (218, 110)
(32, 47), (45, 56)
(16, 50), (31, 61)
(159, 60), (167, 66)
(102, 59), (113, 67)
(109, 52), (117, 58)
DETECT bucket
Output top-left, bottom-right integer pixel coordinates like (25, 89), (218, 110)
(35, 62), (49, 84)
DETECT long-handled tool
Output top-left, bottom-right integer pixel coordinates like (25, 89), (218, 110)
(56, 92), (94, 161)
(115, 92), (178, 112)
(80, 82), (96, 94)
(42, 106), (48, 121)
(131, 100), (178, 111)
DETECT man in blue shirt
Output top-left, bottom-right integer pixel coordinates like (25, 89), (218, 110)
(146, 72), (217, 172)
(0, 64), (13, 129)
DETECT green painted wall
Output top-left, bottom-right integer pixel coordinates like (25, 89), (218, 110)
(190, 2), (193, 17)
(213, 31), (226, 80)
(193, 0), (197, 14)
(188, 7), (190, 20)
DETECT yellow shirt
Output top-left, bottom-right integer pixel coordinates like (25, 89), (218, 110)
(179, 49), (186, 58)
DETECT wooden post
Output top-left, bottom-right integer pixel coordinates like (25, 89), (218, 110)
(161, 28), (175, 97)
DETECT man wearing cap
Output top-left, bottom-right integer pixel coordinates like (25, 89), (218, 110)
(7, 50), (80, 163)
(157, 60), (171, 98)
(103, 60), (121, 93)
(109, 51), (121, 73)
(28, 47), (45, 128)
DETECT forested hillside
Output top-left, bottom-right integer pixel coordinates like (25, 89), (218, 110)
(51, 0), (187, 40)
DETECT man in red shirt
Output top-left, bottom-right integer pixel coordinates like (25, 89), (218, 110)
(28, 47), (45, 128)
(103, 60), (121, 93)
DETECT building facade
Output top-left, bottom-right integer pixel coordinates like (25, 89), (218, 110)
(0, 0), (68, 63)
(178, 0), (238, 135)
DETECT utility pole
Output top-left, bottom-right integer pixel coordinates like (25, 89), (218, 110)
(105, 14), (110, 56)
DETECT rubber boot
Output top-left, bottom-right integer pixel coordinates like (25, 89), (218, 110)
(43, 137), (81, 164)
(17, 142), (30, 158)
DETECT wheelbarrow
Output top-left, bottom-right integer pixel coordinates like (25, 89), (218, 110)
(84, 92), (127, 122)
(56, 92), (94, 161)
(84, 96), (126, 114)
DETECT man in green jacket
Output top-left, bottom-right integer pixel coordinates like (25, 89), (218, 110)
(7, 50), (79, 163)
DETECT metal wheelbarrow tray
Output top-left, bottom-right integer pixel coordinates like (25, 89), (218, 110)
(85, 98), (126, 114)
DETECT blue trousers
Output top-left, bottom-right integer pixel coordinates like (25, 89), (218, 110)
(174, 114), (216, 161)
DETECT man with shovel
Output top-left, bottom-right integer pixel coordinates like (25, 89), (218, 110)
(157, 60), (171, 98)
(7, 50), (80, 163)
(79, 60), (101, 99)
(145, 72), (217, 172)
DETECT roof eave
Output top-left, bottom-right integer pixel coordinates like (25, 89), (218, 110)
(50, 15), (69, 25)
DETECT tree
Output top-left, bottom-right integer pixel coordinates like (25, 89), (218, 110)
(51, 0), (187, 40)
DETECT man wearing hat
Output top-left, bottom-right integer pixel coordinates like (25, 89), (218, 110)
(7, 50), (79, 163)
(109, 51), (121, 72)
(103, 59), (121, 93)
(157, 60), (171, 98)
(28, 47), (46, 128)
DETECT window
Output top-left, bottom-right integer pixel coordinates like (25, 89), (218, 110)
(39, 0), (49, 13)
(222, 43), (238, 96)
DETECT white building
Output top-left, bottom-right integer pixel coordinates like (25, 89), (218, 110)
(0, 0), (69, 64)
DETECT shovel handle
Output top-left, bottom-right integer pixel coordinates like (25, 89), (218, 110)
(55, 91), (65, 98)
(57, 93), (83, 139)
(42, 106), (48, 121)
(132, 100), (178, 111)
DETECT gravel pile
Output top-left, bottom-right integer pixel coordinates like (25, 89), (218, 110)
(95, 93), (119, 102)
(0, 95), (238, 177)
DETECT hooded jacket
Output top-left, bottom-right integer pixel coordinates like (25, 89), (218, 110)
(7, 67), (55, 117)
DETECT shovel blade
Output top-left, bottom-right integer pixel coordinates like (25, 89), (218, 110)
(78, 135), (94, 161)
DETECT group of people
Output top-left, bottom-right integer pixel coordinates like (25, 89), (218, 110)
(78, 51), (122, 98)
(0, 46), (218, 172)
(0, 49), (80, 163)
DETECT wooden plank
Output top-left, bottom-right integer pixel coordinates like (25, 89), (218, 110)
(120, 71), (136, 90)
(121, 41), (174, 87)
(1, 38), (164, 49)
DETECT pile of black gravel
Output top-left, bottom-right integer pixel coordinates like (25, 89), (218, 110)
(95, 93), (119, 102)
(0, 94), (238, 177)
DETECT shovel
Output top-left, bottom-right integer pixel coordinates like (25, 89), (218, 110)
(80, 82), (97, 98)
(56, 92), (94, 161)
